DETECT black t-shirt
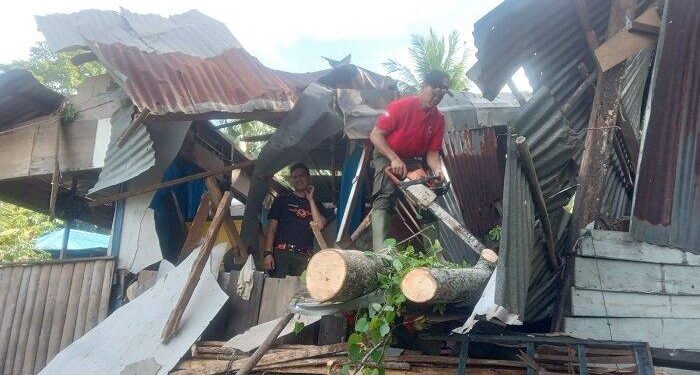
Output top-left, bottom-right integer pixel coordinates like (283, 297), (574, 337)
(268, 194), (333, 250)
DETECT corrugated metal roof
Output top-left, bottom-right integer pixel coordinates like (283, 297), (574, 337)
(88, 103), (156, 195)
(620, 46), (654, 143)
(36, 9), (240, 58)
(0, 69), (63, 132)
(93, 42), (298, 117)
(442, 128), (503, 237)
(496, 132), (536, 319)
(631, 0), (700, 254)
(36, 228), (110, 250)
(35, 9), (312, 120)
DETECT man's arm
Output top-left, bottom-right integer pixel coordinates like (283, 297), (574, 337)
(426, 150), (443, 180)
(305, 186), (327, 230)
(370, 126), (407, 178)
(263, 219), (278, 270)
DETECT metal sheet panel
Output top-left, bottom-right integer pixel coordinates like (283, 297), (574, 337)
(442, 128), (503, 237)
(0, 70), (63, 132)
(631, 0), (700, 254)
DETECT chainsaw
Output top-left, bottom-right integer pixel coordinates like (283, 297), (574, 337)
(385, 167), (484, 257)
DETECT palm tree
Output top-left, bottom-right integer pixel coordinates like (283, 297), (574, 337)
(384, 29), (469, 94)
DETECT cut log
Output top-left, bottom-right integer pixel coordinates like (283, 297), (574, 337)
(401, 249), (498, 304)
(306, 249), (390, 303)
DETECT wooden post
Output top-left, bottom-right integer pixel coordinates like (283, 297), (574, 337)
(49, 122), (61, 219)
(235, 312), (294, 375)
(350, 212), (371, 243)
(161, 191), (233, 343)
(571, 0), (636, 232)
(515, 137), (559, 269)
(171, 190), (188, 236)
(178, 193), (211, 263)
(205, 177), (246, 260)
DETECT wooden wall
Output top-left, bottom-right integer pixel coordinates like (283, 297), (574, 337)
(565, 230), (700, 350)
(0, 257), (115, 375)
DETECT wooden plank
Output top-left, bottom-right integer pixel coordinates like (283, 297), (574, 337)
(89, 160), (255, 206)
(72, 261), (94, 340)
(205, 177), (245, 260)
(178, 194), (211, 262)
(595, 7), (660, 72)
(0, 267), (24, 374)
(4, 266), (32, 373)
(0, 268), (13, 331)
(575, 256), (700, 295)
(46, 263), (75, 362)
(33, 264), (61, 372)
(83, 260), (106, 333)
(0, 125), (36, 179)
(258, 277), (301, 324)
(161, 192), (233, 342)
(11, 266), (41, 375)
(651, 348), (700, 371)
(580, 230), (700, 265)
(59, 261), (85, 351)
(564, 317), (700, 350)
(225, 271), (265, 337)
(571, 287), (700, 318)
(97, 260), (114, 321)
(23, 265), (51, 375)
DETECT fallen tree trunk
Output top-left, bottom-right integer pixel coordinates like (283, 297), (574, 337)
(306, 249), (391, 302)
(401, 249), (498, 304)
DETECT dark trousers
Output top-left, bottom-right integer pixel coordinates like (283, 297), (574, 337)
(269, 250), (310, 278)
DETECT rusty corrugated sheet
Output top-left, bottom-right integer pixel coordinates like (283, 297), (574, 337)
(0, 258), (114, 374)
(631, 0), (700, 254)
(442, 128), (503, 237)
(93, 42), (299, 117)
(0, 70), (63, 132)
(35, 9), (310, 120)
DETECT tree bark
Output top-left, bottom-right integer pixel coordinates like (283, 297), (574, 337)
(401, 249), (498, 304)
(306, 249), (391, 302)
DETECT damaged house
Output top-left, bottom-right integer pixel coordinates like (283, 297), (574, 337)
(0, 0), (698, 374)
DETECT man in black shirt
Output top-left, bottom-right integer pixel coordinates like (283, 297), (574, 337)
(264, 163), (333, 277)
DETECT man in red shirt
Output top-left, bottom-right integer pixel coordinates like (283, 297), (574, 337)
(369, 70), (451, 251)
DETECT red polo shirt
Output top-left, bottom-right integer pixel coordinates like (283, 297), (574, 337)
(376, 96), (445, 158)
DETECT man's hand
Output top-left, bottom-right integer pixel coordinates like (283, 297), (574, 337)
(305, 185), (315, 201)
(263, 253), (275, 271)
(389, 157), (407, 179)
(432, 169), (444, 182)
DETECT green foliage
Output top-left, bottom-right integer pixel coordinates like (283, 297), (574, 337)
(61, 103), (78, 125)
(384, 28), (470, 94)
(293, 321), (305, 334)
(488, 225), (502, 242)
(221, 120), (275, 159)
(348, 239), (448, 373)
(4, 42), (106, 95)
(0, 202), (58, 263)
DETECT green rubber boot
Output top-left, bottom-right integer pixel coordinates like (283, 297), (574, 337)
(371, 207), (391, 252)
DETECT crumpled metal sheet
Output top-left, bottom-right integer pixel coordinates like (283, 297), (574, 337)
(240, 84), (344, 247)
(36, 9), (240, 58)
(631, 0), (700, 254)
(495, 133), (536, 319)
(620, 45), (655, 142)
(0, 69), (63, 132)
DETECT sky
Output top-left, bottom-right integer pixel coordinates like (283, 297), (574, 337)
(0, 0), (530, 92)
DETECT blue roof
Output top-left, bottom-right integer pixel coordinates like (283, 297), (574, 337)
(36, 228), (110, 251)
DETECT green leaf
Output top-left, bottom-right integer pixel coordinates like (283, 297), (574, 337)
(293, 321), (305, 334)
(348, 333), (363, 345)
(379, 323), (391, 337)
(394, 294), (406, 304)
(385, 310), (396, 324)
(383, 238), (397, 247)
(368, 368), (379, 375)
(355, 317), (369, 333)
(341, 364), (351, 375)
(349, 344), (362, 362)
(370, 347), (383, 363)
(371, 303), (382, 312)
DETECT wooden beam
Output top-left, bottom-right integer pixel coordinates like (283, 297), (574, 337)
(574, 0), (601, 67)
(515, 137), (559, 269)
(49, 122), (61, 219)
(178, 193), (211, 263)
(89, 160), (255, 206)
(594, 6), (660, 72)
(651, 348), (700, 371)
(116, 108), (150, 148)
(161, 191), (233, 343)
(235, 312), (295, 375)
(170, 190), (188, 236)
(205, 177), (246, 260)
(507, 79), (527, 106)
(310, 221), (328, 249)
(571, 0), (637, 232)
(626, 20), (660, 37)
(240, 133), (273, 142)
